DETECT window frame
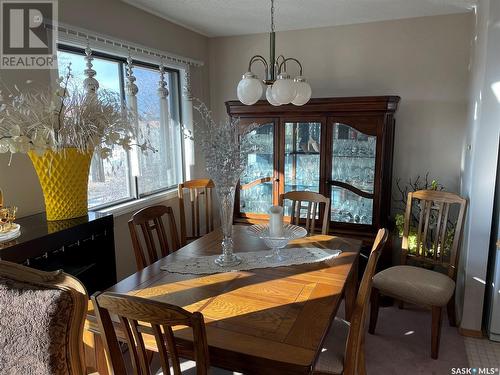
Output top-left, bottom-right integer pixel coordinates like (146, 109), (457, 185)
(57, 44), (185, 210)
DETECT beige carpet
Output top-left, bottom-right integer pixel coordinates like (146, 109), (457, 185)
(365, 304), (468, 375)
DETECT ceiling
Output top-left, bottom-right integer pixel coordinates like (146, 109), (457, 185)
(122, 0), (475, 37)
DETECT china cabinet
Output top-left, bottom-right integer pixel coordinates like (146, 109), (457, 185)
(227, 96), (400, 243)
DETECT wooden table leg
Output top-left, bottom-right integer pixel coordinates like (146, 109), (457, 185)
(345, 256), (359, 321)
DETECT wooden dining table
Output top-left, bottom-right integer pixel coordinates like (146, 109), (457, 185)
(84, 225), (362, 375)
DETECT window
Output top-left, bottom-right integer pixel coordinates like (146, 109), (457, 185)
(57, 47), (184, 209)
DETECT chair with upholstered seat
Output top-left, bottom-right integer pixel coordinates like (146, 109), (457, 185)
(314, 228), (388, 375)
(178, 179), (216, 247)
(279, 191), (330, 235)
(369, 190), (467, 359)
(92, 291), (233, 375)
(128, 205), (181, 271)
(0, 260), (88, 375)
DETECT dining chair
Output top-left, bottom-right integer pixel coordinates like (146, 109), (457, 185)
(314, 228), (389, 375)
(369, 190), (467, 359)
(91, 292), (232, 375)
(279, 191), (330, 235)
(0, 260), (87, 375)
(128, 205), (180, 271)
(178, 179), (216, 247)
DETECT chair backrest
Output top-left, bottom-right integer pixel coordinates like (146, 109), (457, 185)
(401, 190), (467, 280)
(0, 260), (87, 375)
(128, 205), (180, 271)
(279, 191), (330, 235)
(344, 228), (388, 375)
(92, 292), (210, 375)
(178, 179), (215, 246)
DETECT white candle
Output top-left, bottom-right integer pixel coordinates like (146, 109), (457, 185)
(269, 205), (284, 237)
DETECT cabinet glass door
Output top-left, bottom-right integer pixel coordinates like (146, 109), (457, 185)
(284, 122), (321, 193)
(330, 122), (376, 225)
(239, 121), (275, 215)
(283, 121), (322, 218)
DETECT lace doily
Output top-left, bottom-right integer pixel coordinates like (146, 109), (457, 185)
(160, 247), (342, 275)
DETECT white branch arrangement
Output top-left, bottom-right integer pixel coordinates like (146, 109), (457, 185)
(184, 99), (258, 188)
(0, 65), (154, 163)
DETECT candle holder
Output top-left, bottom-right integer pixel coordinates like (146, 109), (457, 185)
(247, 223), (307, 262)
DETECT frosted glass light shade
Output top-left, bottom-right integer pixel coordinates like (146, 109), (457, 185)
(291, 76), (312, 106)
(266, 85), (281, 106)
(272, 72), (297, 105)
(237, 72), (263, 105)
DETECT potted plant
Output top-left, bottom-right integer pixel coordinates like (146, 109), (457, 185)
(0, 66), (153, 221)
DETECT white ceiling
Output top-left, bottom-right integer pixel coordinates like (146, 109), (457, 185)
(122, 0), (475, 37)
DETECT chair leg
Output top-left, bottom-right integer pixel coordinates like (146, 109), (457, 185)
(431, 306), (442, 359)
(146, 349), (155, 364)
(368, 288), (380, 334)
(447, 294), (457, 327)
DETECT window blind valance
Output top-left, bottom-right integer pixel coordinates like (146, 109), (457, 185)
(51, 22), (204, 69)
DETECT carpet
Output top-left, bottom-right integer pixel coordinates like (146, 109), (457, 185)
(365, 304), (468, 375)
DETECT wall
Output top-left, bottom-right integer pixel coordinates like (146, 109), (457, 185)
(459, 0), (500, 333)
(209, 13), (472, 196)
(0, 70), (50, 217)
(0, 0), (210, 280)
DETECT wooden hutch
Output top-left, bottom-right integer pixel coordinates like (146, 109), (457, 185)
(227, 96), (400, 245)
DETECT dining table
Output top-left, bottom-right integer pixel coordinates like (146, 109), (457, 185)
(84, 225), (362, 375)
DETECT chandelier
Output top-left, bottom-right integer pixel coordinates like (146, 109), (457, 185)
(236, 0), (311, 106)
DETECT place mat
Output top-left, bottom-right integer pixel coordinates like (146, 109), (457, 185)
(160, 247), (342, 275)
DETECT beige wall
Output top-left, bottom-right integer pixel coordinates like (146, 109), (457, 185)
(0, 70), (50, 217)
(209, 13), (472, 195)
(0, 0), (210, 280)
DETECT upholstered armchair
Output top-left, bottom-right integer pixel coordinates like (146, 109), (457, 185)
(0, 261), (88, 374)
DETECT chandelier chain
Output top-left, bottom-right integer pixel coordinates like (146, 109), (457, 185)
(271, 0), (275, 33)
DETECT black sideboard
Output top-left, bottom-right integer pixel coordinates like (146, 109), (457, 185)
(0, 212), (116, 295)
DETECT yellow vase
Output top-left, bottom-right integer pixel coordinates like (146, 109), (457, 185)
(29, 148), (93, 221)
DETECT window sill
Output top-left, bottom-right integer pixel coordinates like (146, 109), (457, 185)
(95, 189), (178, 218)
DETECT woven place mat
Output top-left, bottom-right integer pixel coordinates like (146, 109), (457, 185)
(160, 247), (342, 275)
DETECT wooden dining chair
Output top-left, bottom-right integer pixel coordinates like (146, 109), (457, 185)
(128, 205), (180, 271)
(314, 228), (389, 375)
(279, 191), (330, 235)
(369, 190), (467, 359)
(92, 292), (225, 375)
(178, 179), (216, 247)
(0, 260), (88, 375)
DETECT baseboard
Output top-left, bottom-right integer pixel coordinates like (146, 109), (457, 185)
(458, 327), (484, 338)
